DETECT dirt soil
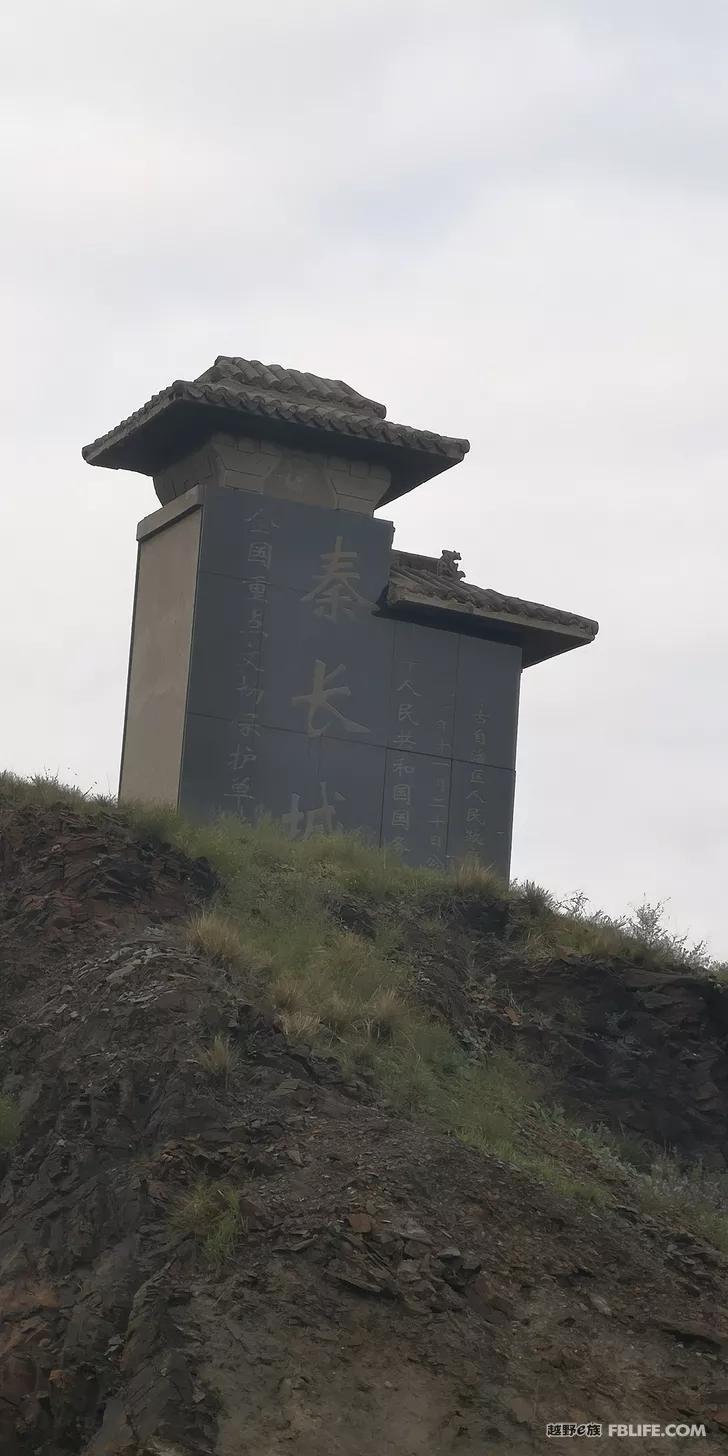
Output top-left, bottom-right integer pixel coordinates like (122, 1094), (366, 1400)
(1, 802), (728, 1455)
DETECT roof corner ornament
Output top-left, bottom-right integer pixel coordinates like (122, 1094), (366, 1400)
(437, 549), (465, 581)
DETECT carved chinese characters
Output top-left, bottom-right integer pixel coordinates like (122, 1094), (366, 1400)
(292, 660), (370, 738)
(226, 507), (275, 813)
(301, 536), (369, 622)
(180, 486), (520, 874)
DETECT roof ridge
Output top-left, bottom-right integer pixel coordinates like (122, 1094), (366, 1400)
(198, 355), (388, 419)
(393, 548), (443, 566)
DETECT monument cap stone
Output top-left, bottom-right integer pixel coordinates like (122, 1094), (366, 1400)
(82, 354), (470, 509)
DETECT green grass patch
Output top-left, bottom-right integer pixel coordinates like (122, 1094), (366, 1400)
(635, 1156), (728, 1252)
(523, 1107), (728, 1248)
(0, 770), (111, 815)
(171, 1180), (244, 1267)
(515, 1153), (613, 1208)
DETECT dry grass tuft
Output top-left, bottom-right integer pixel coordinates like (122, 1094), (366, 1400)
(318, 989), (360, 1036)
(449, 855), (505, 895)
(359, 987), (408, 1041)
(186, 909), (246, 967)
(511, 878), (557, 920)
(195, 1034), (239, 1083)
(271, 973), (305, 1012)
(280, 1009), (322, 1042)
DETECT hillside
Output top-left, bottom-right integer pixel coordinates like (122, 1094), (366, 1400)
(1, 778), (727, 1454)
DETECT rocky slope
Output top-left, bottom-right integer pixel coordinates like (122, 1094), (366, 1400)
(1, 798), (728, 1454)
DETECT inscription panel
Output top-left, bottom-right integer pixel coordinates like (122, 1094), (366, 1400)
(180, 712), (263, 821)
(446, 760), (515, 877)
(386, 621), (457, 757)
(259, 586), (394, 748)
(181, 716), (386, 846)
(186, 570), (270, 724)
(381, 750), (452, 871)
(318, 737), (387, 843)
(178, 487), (522, 874)
(452, 636), (521, 770)
(200, 486), (393, 597)
(254, 728), (325, 832)
(255, 728), (384, 842)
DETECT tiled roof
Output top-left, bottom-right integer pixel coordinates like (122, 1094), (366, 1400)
(388, 549), (599, 652)
(196, 356), (387, 418)
(82, 356), (470, 477)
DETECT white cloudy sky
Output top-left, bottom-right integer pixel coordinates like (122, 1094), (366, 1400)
(1, 0), (727, 954)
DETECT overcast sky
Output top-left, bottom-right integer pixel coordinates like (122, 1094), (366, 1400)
(1, 0), (727, 954)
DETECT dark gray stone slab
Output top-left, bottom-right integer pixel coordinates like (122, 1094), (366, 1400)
(179, 526), (520, 880)
(200, 485), (393, 600)
(452, 637), (521, 770)
(180, 712), (515, 876)
(386, 620), (457, 756)
(180, 712), (263, 822)
(186, 571), (269, 723)
(259, 586), (394, 747)
(381, 750), (451, 871)
(293, 509), (394, 613)
(180, 715), (387, 846)
(318, 737), (386, 843)
(254, 727), (323, 834)
(446, 760), (515, 877)
(255, 730), (385, 843)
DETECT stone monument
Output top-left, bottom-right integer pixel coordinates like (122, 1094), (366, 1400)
(83, 356), (598, 876)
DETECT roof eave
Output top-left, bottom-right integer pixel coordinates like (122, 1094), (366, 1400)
(81, 386), (183, 472)
(82, 389), (468, 497)
(376, 453), (463, 506)
(384, 588), (598, 666)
